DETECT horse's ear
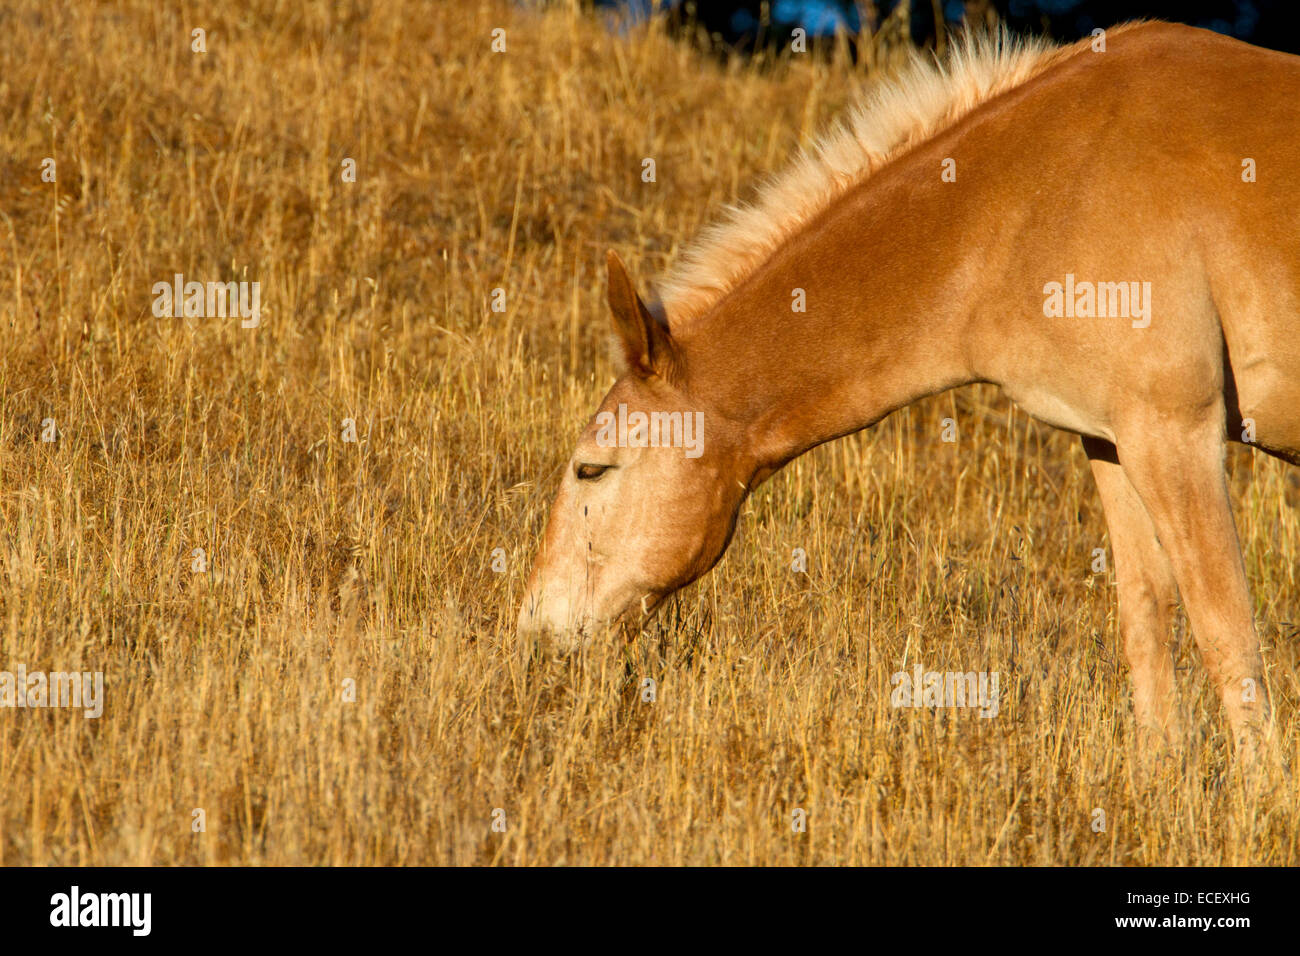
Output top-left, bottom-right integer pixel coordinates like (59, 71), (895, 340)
(607, 250), (674, 378)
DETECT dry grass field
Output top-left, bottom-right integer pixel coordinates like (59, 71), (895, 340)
(1, 0), (1297, 866)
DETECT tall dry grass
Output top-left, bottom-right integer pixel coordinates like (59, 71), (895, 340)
(0, 0), (1296, 865)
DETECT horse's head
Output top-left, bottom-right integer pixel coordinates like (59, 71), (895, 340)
(517, 252), (752, 651)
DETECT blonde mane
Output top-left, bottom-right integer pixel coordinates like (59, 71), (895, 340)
(657, 26), (1130, 329)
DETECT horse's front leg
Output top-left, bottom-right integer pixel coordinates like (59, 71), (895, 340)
(1083, 437), (1183, 751)
(1113, 420), (1271, 761)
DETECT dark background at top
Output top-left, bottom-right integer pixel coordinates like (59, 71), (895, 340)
(595, 1), (1300, 55)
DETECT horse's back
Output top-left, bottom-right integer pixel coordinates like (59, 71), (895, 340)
(1155, 28), (1300, 459)
(1048, 24), (1300, 456)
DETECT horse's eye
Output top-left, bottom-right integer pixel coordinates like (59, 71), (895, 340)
(575, 463), (611, 481)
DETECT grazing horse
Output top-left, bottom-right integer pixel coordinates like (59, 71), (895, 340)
(519, 22), (1300, 759)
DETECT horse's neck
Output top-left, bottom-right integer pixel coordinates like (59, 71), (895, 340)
(683, 177), (979, 483)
